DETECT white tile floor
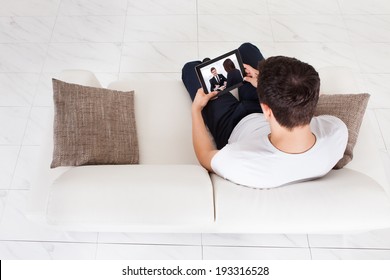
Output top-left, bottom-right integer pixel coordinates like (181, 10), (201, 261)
(0, 0), (390, 260)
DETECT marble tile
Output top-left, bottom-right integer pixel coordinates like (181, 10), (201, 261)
(338, 0), (390, 15)
(197, 0), (268, 15)
(0, 190), (8, 218)
(127, 0), (196, 15)
(345, 16), (390, 43)
(0, 190), (98, 243)
(268, 0), (341, 15)
(271, 15), (348, 42)
(0, 73), (40, 106)
(274, 42), (360, 71)
(124, 15), (197, 42)
(198, 15), (273, 42)
(11, 146), (42, 190)
(311, 248), (390, 260)
(59, 0), (127, 16)
(98, 232), (201, 245)
(0, 241), (97, 259)
(0, 17), (55, 43)
(43, 43), (122, 73)
(308, 229), (390, 250)
(374, 109), (390, 150)
(203, 246), (311, 260)
(0, 147), (19, 190)
(0, 43), (48, 73)
(96, 243), (202, 260)
(0, 107), (30, 145)
(0, 0), (60, 16)
(33, 73), (58, 107)
(52, 16), (126, 43)
(202, 233), (309, 248)
(118, 73), (180, 81)
(365, 109), (387, 150)
(198, 42), (276, 61)
(362, 74), (390, 109)
(120, 42), (197, 72)
(382, 151), (390, 191)
(354, 43), (390, 73)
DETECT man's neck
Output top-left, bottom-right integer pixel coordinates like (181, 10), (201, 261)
(268, 123), (316, 154)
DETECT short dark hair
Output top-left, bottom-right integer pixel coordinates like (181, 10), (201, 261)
(257, 56), (320, 129)
(223, 58), (236, 72)
(210, 67), (216, 72)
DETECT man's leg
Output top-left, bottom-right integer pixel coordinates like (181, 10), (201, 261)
(182, 61), (240, 149)
(238, 42), (265, 102)
(182, 61), (202, 101)
(239, 42), (264, 69)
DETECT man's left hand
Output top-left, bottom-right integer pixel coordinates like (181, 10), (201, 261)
(192, 88), (218, 112)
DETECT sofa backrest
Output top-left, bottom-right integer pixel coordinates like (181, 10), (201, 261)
(108, 80), (198, 165)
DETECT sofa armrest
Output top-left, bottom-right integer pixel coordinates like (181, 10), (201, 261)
(58, 69), (102, 88)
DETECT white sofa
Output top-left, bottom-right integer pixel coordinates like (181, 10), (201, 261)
(28, 67), (390, 233)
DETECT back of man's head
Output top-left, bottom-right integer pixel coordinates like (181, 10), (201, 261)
(257, 56), (320, 129)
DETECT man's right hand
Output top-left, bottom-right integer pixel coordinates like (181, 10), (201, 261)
(243, 63), (259, 88)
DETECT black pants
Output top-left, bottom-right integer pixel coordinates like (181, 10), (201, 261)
(181, 42), (265, 149)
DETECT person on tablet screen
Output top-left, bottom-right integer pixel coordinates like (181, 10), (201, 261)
(209, 67), (227, 92)
(223, 58), (243, 88)
(181, 42), (348, 189)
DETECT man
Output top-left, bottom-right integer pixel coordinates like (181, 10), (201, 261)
(182, 43), (348, 189)
(209, 67), (227, 92)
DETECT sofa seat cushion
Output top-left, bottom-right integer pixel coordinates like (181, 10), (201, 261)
(47, 165), (214, 228)
(212, 169), (390, 233)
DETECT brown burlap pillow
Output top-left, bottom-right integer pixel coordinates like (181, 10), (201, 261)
(51, 79), (139, 168)
(315, 93), (370, 169)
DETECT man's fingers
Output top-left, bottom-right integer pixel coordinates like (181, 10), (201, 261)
(209, 91), (218, 97)
(208, 91), (219, 101)
(244, 76), (257, 87)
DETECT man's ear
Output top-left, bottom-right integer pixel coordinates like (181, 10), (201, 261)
(260, 103), (272, 120)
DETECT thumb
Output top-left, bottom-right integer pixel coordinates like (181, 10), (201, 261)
(208, 91), (219, 99)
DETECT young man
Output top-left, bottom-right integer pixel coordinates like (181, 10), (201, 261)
(182, 43), (348, 189)
(209, 67), (227, 92)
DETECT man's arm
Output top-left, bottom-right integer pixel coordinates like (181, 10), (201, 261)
(209, 79), (215, 92)
(191, 88), (219, 172)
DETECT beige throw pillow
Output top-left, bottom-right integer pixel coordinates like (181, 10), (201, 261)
(315, 93), (370, 169)
(51, 79), (139, 168)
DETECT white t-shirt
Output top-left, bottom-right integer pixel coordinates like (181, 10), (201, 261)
(211, 113), (348, 189)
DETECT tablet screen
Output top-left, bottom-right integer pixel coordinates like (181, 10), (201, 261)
(195, 49), (245, 95)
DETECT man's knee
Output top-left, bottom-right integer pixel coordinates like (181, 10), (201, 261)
(182, 61), (200, 74)
(238, 42), (259, 53)
(239, 42), (255, 49)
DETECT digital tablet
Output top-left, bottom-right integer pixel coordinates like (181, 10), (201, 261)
(195, 49), (245, 95)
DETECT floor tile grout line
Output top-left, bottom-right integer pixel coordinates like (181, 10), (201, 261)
(2, 238), (390, 251)
(373, 109), (389, 151)
(6, 0), (62, 191)
(306, 234), (313, 260)
(200, 233), (204, 260)
(116, 0), (130, 78)
(0, 239), (98, 245)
